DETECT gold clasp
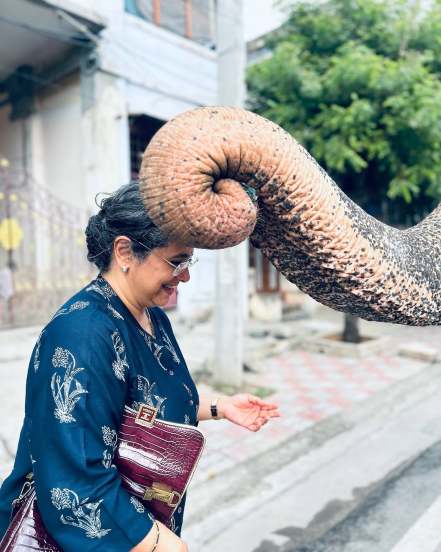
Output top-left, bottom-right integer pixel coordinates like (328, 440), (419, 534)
(143, 482), (182, 507)
(135, 404), (158, 428)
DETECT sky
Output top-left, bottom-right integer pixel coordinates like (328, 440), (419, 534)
(243, 0), (287, 42)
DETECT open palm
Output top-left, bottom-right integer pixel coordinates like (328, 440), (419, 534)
(221, 394), (280, 432)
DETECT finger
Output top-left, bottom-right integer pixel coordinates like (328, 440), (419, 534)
(253, 402), (279, 412)
(247, 395), (267, 406)
(256, 418), (269, 431)
(248, 412), (276, 431)
(261, 402), (280, 410)
(250, 401), (281, 416)
(256, 409), (281, 420)
(260, 413), (279, 425)
(263, 406), (281, 414)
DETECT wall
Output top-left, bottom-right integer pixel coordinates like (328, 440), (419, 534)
(0, 107), (24, 168)
(37, 74), (84, 207)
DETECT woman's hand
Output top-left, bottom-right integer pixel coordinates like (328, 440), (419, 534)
(131, 520), (188, 552)
(218, 394), (280, 431)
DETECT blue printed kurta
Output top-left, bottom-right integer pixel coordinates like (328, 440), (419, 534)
(0, 276), (199, 550)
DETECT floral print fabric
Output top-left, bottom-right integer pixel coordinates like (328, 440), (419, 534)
(0, 276), (199, 550)
(51, 347), (88, 423)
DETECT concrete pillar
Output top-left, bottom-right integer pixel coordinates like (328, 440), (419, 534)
(80, 71), (129, 212)
(178, 248), (216, 319)
(214, 242), (248, 387)
(27, 111), (51, 290)
(213, 0), (247, 387)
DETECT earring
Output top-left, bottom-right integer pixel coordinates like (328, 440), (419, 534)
(122, 266), (129, 273)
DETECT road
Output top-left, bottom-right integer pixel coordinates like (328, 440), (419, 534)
(280, 439), (441, 552)
(184, 361), (441, 552)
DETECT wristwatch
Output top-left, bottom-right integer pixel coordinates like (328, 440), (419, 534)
(210, 397), (220, 420)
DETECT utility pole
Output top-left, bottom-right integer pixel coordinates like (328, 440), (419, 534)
(214, 0), (248, 387)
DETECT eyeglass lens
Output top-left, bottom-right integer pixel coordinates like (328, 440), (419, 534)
(172, 257), (197, 276)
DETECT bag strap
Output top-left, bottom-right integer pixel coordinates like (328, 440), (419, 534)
(11, 473), (34, 520)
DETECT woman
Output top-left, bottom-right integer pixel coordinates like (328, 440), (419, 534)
(0, 183), (280, 551)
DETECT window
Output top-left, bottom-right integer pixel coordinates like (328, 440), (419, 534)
(125, 0), (216, 48)
(250, 246), (281, 293)
(129, 114), (165, 179)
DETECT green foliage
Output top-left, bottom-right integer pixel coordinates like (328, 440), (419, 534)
(247, 0), (441, 224)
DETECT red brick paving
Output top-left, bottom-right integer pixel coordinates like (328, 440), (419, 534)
(192, 349), (426, 485)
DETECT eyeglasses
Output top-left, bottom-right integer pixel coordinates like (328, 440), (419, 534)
(153, 253), (198, 277)
(130, 238), (198, 277)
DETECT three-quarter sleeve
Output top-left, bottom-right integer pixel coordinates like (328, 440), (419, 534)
(28, 311), (154, 551)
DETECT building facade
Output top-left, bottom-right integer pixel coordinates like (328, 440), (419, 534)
(0, 0), (220, 327)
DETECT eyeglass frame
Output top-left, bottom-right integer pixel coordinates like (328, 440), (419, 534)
(129, 237), (198, 277)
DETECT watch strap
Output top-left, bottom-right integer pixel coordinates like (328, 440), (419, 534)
(210, 397), (220, 419)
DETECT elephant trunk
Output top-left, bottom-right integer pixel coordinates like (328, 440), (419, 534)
(140, 107), (441, 326)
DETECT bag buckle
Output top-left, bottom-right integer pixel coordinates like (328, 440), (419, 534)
(143, 482), (182, 507)
(135, 404), (158, 428)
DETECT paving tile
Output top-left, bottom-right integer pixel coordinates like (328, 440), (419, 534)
(190, 346), (431, 486)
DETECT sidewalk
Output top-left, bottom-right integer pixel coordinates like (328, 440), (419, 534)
(169, 308), (441, 549)
(0, 325), (40, 480)
(177, 309), (439, 485)
(1, 307), (440, 544)
(187, 347), (427, 488)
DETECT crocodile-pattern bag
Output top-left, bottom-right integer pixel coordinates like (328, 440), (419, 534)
(0, 477), (60, 551)
(0, 405), (205, 551)
(114, 405), (205, 527)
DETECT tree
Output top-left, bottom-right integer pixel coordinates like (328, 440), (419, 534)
(247, 0), (441, 342)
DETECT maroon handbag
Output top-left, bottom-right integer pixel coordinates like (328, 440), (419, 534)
(115, 405), (205, 527)
(0, 476), (60, 551)
(0, 405), (205, 551)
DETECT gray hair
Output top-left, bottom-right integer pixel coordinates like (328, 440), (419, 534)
(85, 182), (169, 272)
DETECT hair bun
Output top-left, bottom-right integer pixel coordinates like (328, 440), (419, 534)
(85, 213), (108, 265)
(84, 182), (169, 272)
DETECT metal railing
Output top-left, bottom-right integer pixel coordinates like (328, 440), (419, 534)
(0, 162), (94, 328)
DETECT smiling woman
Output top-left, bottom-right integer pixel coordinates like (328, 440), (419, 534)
(0, 182), (280, 552)
(126, 236), (198, 306)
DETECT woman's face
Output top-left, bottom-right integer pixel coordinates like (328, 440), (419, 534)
(130, 242), (194, 308)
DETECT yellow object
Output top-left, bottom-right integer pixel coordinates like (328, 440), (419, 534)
(0, 218), (24, 250)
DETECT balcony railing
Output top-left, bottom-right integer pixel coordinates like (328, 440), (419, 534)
(125, 0), (216, 48)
